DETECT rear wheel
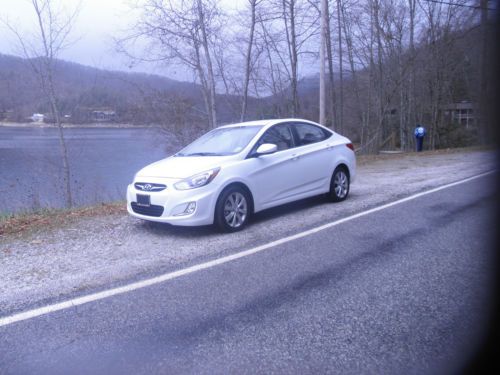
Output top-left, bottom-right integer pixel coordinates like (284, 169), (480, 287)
(329, 166), (350, 202)
(215, 186), (250, 232)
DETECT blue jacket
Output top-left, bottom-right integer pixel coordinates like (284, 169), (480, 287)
(414, 126), (426, 138)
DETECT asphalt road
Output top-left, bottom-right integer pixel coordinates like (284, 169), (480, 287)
(0, 174), (496, 374)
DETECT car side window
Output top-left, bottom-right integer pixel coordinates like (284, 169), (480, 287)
(293, 123), (330, 146)
(256, 124), (294, 152)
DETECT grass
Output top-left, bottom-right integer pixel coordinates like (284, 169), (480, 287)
(356, 145), (493, 165)
(0, 201), (126, 237)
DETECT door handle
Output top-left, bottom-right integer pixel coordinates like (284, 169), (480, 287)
(291, 154), (300, 161)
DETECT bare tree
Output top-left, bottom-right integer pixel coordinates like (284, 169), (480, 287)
(282, 0), (300, 116)
(240, 0), (261, 121)
(416, 0), (470, 148)
(319, 0), (327, 125)
(196, 0), (217, 127)
(3, 0), (80, 207)
(254, 12), (289, 115)
(312, 0), (338, 129)
(336, 0), (344, 132)
(340, 0), (364, 139)
(407, 0), (417, 150)
(118, 0), (224, 129)
(325, 1), (337, 130)
(32, 0), (485, 153)
(253, 0), (319, 117)
(478, 0), (491, 143)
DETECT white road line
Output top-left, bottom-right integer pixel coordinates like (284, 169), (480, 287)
(0, 170), (496, 328)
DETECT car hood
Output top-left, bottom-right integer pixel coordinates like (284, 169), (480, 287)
(136, 155), (230, 179)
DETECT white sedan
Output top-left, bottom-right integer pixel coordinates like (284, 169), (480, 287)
(127, 118), (356, 232)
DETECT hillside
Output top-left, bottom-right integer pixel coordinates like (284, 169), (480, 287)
(0, 54), (265, 125)
(0, 19), (482, 146)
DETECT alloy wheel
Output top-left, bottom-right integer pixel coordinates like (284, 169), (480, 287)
(334, 170), (348, 199)
(223, 192), (248, 228)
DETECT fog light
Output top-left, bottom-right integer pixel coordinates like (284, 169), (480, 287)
(185, 202), (196, 214)
(173, 202), (197, 216)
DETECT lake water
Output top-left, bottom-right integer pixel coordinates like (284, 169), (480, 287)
(0, 126), (175, 214)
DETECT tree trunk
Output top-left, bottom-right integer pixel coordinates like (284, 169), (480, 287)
(283, 0), (299, 117)
(407, 0), (416, 151)
(373, 0), (384, 151)
(193, 31), (212, 131)
(325, 6), (337, 130)
(47, 62), (72, 208)
(33, 0), (73, 207)
(398, 55), (405, 150)
(241, 0), (257, 122)
(319, 0), (327, 125)
(479, 0), (489, 142)
(364, 0), (376, 153)
(258, 15), (282, 116)
(341, 3), (363, 141)
(197, 0), (217, 128)
(336, 0), (344, 133)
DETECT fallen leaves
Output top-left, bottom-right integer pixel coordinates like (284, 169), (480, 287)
(0, 202), (126, 237)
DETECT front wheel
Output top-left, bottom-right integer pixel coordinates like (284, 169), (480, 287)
(215, 186), (250, 232)
(329, 166), (350, 202)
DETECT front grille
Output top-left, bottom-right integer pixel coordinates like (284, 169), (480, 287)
(134, 182), (167, 192)
(131, 202), (164, 217)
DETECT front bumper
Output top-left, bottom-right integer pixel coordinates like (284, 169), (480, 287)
(126, 177), (219, 226)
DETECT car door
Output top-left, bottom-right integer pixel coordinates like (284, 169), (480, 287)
(246, 123), (304, 208)
(288, 122), (333, 195)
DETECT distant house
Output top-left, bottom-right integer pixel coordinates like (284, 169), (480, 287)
(90, 109), (116, 122)
(0, 109), (9, 121)
(443, 101), (475, 128)
(31, 113), (45, 122)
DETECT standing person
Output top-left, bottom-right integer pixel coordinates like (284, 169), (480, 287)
(414, 124), (426, 152)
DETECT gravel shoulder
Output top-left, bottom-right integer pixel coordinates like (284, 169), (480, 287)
(0, 150), (497, 316)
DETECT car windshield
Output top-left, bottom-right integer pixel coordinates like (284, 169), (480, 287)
(176, 125), (263, 156)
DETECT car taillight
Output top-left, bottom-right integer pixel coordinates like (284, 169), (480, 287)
(346, 143), (354, 151)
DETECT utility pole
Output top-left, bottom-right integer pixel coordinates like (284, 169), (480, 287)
(319, 0), (327, 125)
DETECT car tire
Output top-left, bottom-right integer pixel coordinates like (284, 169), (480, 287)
(329, 166), (350, 202)
(215, 186), (251, 232)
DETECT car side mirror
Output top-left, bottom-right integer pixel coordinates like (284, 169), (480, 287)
(255, 143), (278, 156)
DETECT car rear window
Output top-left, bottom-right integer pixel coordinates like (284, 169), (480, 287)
(294, 123), (331, 146)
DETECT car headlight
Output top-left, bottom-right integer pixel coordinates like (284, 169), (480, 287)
(174, 167), (221, 190)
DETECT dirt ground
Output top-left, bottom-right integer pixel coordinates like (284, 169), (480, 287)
(0, 149), (497, 316)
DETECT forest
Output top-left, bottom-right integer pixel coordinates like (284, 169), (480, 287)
(0, 0), (495, 153)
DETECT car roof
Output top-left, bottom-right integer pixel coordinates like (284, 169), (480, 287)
(218, 118), (322, 129)
(218, 120), (271, 128)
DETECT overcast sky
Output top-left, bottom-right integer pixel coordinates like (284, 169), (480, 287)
(0, 0), (246, 81)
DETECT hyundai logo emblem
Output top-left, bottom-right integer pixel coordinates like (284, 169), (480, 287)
(144, 184), (152, 191)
